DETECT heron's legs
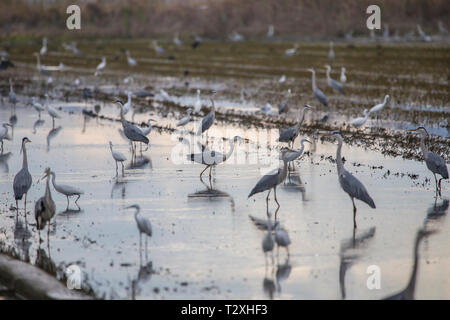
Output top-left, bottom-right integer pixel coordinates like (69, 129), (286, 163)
(52, 117), (55, 128)
(139, 232), (142, 251)
(145, 236), (148, 260)
(438, 177), (445, 197)
(274, 187), (280, 212)
(266, 189), (272, 213)
(351, 197), (357, 229)
(115, 160), (118, 174)
(24, 194), (28, 224)
(208, 166), (212, 182)
(121, 162), (125, 176)
(75, 194), (81, 205)
(200, 165), (209, 178)
(15, 200), (18, 219)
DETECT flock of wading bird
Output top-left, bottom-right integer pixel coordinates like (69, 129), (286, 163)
(1, 39), (448, 260)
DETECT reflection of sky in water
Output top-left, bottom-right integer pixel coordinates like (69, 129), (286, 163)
(0, 101), (448, 300)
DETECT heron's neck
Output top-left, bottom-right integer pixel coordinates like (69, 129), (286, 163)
(22, 143), (28, 169)
(326, 68), (331, 81)
(50, 173), (57, 188)
(280, 158), (289, 183)
(419, 134), (428, 157)
(296, 110), (307, 130)
(10, 83), (13, 92)
(224, 139), (236, 161)
(311, 72), (316, 91)
(336, 138), (344, 175)
(127, 94), (131, 103)
(45, 175), (52, 201)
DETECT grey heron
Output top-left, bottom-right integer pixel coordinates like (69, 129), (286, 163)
(0, 123), (12, 152)
(126, 50), (137, 67)
(325, 65), (344, 93)
(126, 204), (152, 253)
(340, 67), (347, 84)
(278, 105), (312, 146)
(109, 141), (127, 175)
(277, 89), (291, 114)
(35, 167), (56, 241)
(9, 78), (17, 107)
(383, 229), (435, 300)
(49, 170), (84, 208)
(322, 131), (376, 228)
(13, 137), (32, 217)
(369, 95), (389, 121)
(115, 100), (149, 155)
(284, 138), (311, 164)
(197, 91), (218, 135)
(177, 108), (193, 127)
(408, 127), (448, 196)
(94, 57), (106, 76)
(307, 68), (328, 107)
(248, 147), (297, 217)
(328, 41), (335, 60)
(40, 37), (48, 55)
(188, 136), (246, 180)
(260, 101), (272, 115)
(349, 109), (369, 129)
(274, 223), (291, 256)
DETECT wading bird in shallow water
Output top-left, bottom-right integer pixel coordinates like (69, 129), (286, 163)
(177, 108), (193, 127)
(349, 109), (370, 129)
(408, 127), (448, 196)
(13, 137), (32, 218)
(188, 136), (247, 180)
(126, 50), (137, 67)
(109, 141), (127, 175)
(284, 138), (311, 170)
(340, 67), (347, 84)
(9, 78), (17, 108)
(126, 204), (152, 254)
(248, 147), (297, 218)
(278, 105), (312, 147)
(307, 68), (328, 107)
(325, 65), (344, 93)
(328, 41), (335, 60)
(94, 57), (106, 76)
(322, 131), (376, 229)
(274, 223), (291, 257)
(49, 170), (84, 209)
(35, 168), (56, 242)
(197, 91), (218, 135)
(0, 123), (12, 152)
(262, 211), (275, 262)
(369, 95), (389, 122)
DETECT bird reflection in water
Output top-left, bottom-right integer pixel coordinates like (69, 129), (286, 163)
(33, 119), (45, 134)
(383, 228), (436, 300)
(111, 177), (128, 199)
(130, 260), (154, 300)
(127, 154), (152, 170)
(275, 257), (292, 294)
(14, 217), (32, 261)
(339, 227), (376, 299)
(46, 126), (62, 152)
(9, 113), (17, 138)
(0, 151), (12, 173)
(263, 263), (276, 300)
(188, 176), (235, 213)
(283, 169), (306, 201)
(35, 246), (57, 276)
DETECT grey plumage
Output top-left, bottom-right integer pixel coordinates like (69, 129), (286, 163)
(278, 105), (311, 144)
(308, 68), (328, 107)
(35, 168), (56, 237)
(13, 138), (32, 207)
(325, 65), (344, 93)
(248, 168), (281, 198)
(116, 101), (149, 145)
(197, 92), (217, 135)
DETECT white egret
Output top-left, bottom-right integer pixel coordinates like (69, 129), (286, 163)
(340, 67), (347, 84)
(177, 108), (193, 127)
(126, 204), (152, 253)
(126, 50), (137, 67)
(349, 109), (369, 129)
(194, 89), (202, 113)
(109, 141), (127, 174)
(49, 170), (84, 208)
(94, 57), (106, 76)
(369, 95), (389, 121)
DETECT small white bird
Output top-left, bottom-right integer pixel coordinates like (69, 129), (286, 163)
(173, 33), (183, 46)
(349, 109), (370, 129)
(153, 41), (165, 55)
(126, 204), (152, 251)
(279, 75), (286, 83)
(94, 57), (106, 76)
(126, 50), (137, 67)
(109, 141), (127, 174)
(284, 138), (311, 163)
(328, 41), (335, 60)
(50, 170), (84, 208)
(40, 37), (48, 55)
(267, 25), (275, 38)
(45, 94), (61, 127)
(340, 67), (347, 84)
(285, 44), (298, 57)
(260, 101), (272, 115)
(177, 108), (193, 127)
(194, 90), (202, 113)
(369, 95), (390, 121)
(122, 92), (132, 115)
(274, 224), (291, 256)
(160, 89), (171, 102)
(31, 97), (45, 117)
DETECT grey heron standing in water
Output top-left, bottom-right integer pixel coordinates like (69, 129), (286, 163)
(9, 78), (17, 108)
(307, 68), (328, 107)
(45, 94), (61, 128)
(248, 147), (296, 218)
(115, 100), (149, 156)
(126, 204), (152, 255)
(278, 105), (312, 147)
(196, 91), (218, 135)
(13, 137), (32, 218)
(35, 168), (56, 242)
(0, 123), (12, 152)
(325, 65), (344, 93)
(408, 127), (448, 196)
(322, 131), (376, 229)
(188, 136), (246, 180)
(49, 170), (84, 208)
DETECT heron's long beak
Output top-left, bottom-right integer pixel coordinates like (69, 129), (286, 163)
(407, 129), (417, 132)
(124, 205), (134, 210)
(305, 140), (312, 144)
(37, 174), (46, 184)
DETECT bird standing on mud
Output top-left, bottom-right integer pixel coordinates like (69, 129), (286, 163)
(325, 65), (344, 93)
(408, 127), (448, 196)
(126, 204), (152, 254)
(49, 170), (84, 209)
(13, 137), (33, 218)
(35, 168), (56, 242)
(322, 131), (376, 229)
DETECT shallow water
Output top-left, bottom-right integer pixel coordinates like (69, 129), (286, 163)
(0, 102), (448, 299)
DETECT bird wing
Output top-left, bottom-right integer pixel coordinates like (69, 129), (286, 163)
(278, 126), (296, 142)
(58, 184), (83, 195)
(339, 170), (376, 208)
(201, 113), (214, 133)
(13, 168), (32, 200)
(248, 169), (280, 198)
(331, 79), (344, 93)
(113, 150), (127, 161)
(426, 152), (449, 179)
(124, 123), (149, 144)
(314, 88), (328, 106)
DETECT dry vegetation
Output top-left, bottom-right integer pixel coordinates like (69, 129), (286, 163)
(0, 0), (449, 39)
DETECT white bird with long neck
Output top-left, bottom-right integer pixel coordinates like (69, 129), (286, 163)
(173, 33), (183, 46)
(35, 167), (56, 241)
(49, 170), (84, 208)
(284, 138), (311, 163)
(40, 37), (48, 55)
(126, 204), (152, 253)
(369, 95), (389, 121)
(122, 92), (132, 115)
(31, 97), (45, 117)
(177, 108), (193, 127)
(328, 41), (335, 60)
(13, 137), (33, 216)
(109, 141), (127, 175)
(349, 109), (370, 129)
(45, 94), (61, 127)
(322, 131), (376, 229)
(126, 50), (137, 67)
(140, 118), (156, 136)
(94, 57), (106, 76)
(9, 78), (17, 107)
(194, 89), (202, 113)
(340, 67), (347, 84)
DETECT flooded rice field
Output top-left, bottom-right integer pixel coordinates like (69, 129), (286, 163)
(0, 40), (448, 299)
